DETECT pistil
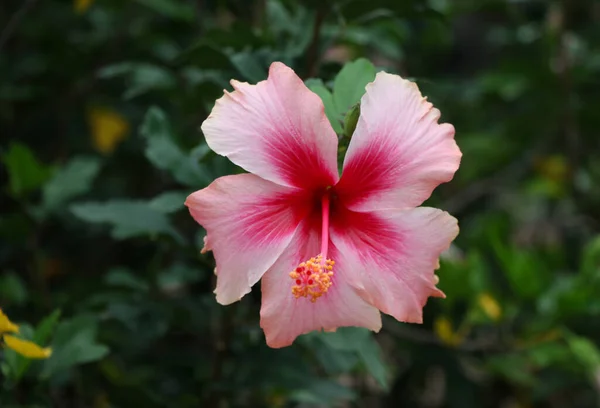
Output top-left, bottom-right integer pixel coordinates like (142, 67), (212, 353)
(289, 192), (335, 302)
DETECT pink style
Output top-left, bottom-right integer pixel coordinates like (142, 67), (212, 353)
(186, 62), (462, 348)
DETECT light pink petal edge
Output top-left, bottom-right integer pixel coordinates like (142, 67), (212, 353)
(201, 62), (340, 190)
(336, 72), (461, 211)
(185, 173), (309, 305)
(330, 207), (458, 323)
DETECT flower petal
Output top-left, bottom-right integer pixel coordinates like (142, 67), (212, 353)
(330, 206), (458, 323)
(260, 221), (381, 348)
(186, 174), (310, 305)
(0, 309), (19, 334)
(201, 62), (339, 190)
(3, 335), (52, 359)
(336, 72), (461, 211)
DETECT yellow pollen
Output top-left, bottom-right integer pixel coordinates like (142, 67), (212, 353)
(289, 255), (334, 303)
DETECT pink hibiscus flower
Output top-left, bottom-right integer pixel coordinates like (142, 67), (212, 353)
(186, 62), (461, 348)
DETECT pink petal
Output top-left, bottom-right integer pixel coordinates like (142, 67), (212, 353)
(335, 72), (461, 211)
(330, 206), (458, 323)
(260, 221), (381, 348)
(201, 62), (339, 190)
(185, 174), (311, 305)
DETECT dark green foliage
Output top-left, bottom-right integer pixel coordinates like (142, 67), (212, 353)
(1, 0), (600, 407)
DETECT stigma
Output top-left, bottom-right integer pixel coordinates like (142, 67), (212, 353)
(289, 256), (334, 302)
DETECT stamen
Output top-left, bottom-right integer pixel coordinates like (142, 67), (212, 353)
(289, 257), (335, 302)
(289, 194), (334, 303)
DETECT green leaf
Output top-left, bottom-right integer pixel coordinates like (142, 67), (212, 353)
(318, 327), (368, 351)
(157, 263), (203, 292)
(315, 347), (358, 375)
(148, 191), (188, 213)
(42, 156), (101, 212)
(105, 268), (150, 292)
(567, 334), (600, 373)
(140, 107), (209, 187)
(299, 331), (358, 375)
(305, 328), (389, 389)
(356, 333), (388, 389)
(343, 103), (360, 139)
(41, 315), (109, 379)
(17, 310), (61, 380)
(581, 236), (600, 280)
(229, 51), (267, 82)
(326, 329), (388, 389)
(306, 78), (343, 134)
(266, 0), (295, 37)
(290, 378), (355, 404)
(98, 63), (177, 99)
(2, 143), (53, 197)
(33, 310), (62, 347)
(70, 200), (183, 242)
(4, 310), (60, 382)
(3, 324), (35, 380)
(333, 58), (376, 117)
(0, 272), (28, 306)
(526, 341), (572, 373)
(491, 237), (549, 299)
(487, 354), (537, 386)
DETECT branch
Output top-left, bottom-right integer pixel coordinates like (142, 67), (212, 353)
(305, 6), (328, 79)
(205, 294), (234, 407)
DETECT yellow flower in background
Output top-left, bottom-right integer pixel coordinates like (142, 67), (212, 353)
(0, 309), (52, 359)
(532, 154), (570, 198)
(3, 335), (52, 359)
(535, 155), (569, 183)
(93, 392), (111, 408)
(266, 393), (286, 408)
(0, 309), (20, 334)
(478, 293), (502, 321)
(434, 316), (465, 347)
(89, 107), (130, 155)
(74, 0), (95, 14)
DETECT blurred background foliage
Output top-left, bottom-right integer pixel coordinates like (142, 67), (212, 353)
(1, 0), (600, 407)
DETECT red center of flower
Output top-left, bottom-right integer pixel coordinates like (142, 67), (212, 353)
(289, 194), (334, 302)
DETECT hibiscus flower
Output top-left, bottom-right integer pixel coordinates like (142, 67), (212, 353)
(186, 62), (461, 348)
